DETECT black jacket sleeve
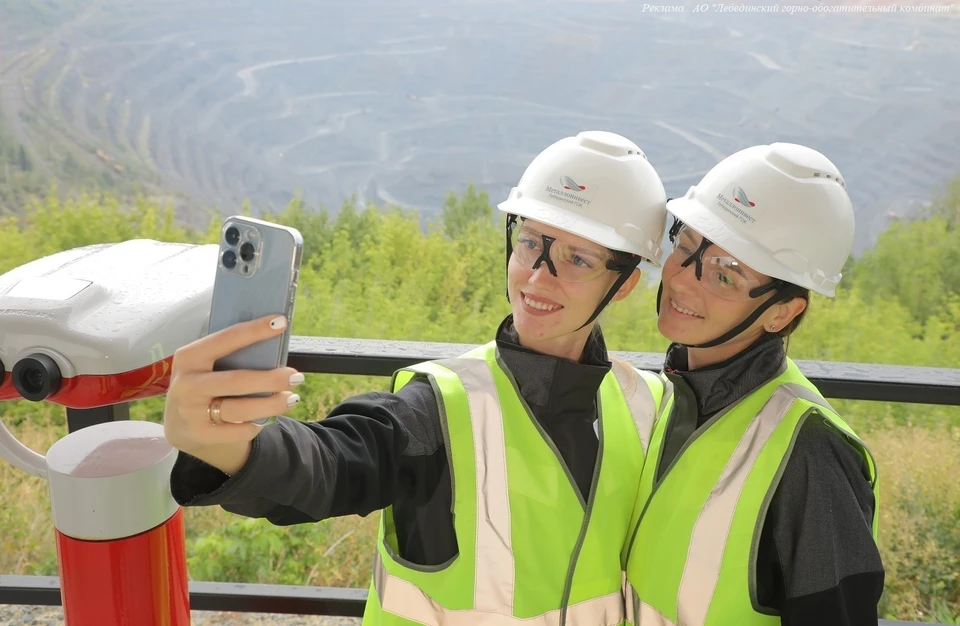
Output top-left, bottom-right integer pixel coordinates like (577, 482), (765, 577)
(169, 377), (445, 525)
(755, 413), (885, 626)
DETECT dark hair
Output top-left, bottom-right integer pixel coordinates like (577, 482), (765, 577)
(584, 324), (605, 363)
(612, 249), (640, 265)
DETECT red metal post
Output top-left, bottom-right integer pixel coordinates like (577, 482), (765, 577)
(45, 419), (191, 625)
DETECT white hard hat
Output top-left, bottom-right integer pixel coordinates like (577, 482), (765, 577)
(666, 143), (855, 297)
(497, 131), (668, 265)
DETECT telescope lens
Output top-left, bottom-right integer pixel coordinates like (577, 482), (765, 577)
(22, 368), (44, 395)
(12, 354), (62, 402)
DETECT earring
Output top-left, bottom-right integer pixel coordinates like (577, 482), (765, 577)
(769, 324), (777, 332)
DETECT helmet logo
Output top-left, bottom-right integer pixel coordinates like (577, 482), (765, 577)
(732, 187), (756, 207)
(544, 176), (593, 209)
(715, 186), (760, 224)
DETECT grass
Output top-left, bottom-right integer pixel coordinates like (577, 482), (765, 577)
(867, 426), (960, 623)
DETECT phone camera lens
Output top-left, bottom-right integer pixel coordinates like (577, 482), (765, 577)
(225, 226), (241, 246)
(239, 242), (256, 262)
(222, 249), (237, 269)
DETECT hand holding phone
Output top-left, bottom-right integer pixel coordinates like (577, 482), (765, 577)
(207, 215), (303, 424)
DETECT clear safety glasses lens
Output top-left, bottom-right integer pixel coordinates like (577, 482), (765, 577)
(510, 226), (615, 283)
(665, 233), (774, 302)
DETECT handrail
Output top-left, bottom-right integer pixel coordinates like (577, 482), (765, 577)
(0, 576), (940, 626)
(286, 335), (960, 405)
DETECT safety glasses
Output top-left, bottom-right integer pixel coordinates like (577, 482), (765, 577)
(508, 222), (620, 283)
(664, 227), (779, 301)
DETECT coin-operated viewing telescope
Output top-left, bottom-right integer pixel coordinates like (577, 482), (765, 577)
(0, 239), (217, 625)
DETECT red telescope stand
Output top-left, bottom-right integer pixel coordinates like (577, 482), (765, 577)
(48, 420), (191, 625)
(0, 239), (218, 625)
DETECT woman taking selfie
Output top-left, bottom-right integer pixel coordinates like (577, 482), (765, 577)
(163, 131), (674, 625)
(623, 143), (883, 626)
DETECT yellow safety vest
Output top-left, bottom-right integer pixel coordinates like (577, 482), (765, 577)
(623, 358), (879, 626)
(362, 341), (672, 626)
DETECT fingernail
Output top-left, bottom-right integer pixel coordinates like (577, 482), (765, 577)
(286, 394), (301, 407)
(270, 315), (287, 330)
(289, 373), (305, 386)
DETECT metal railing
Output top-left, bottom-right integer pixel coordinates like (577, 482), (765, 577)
(2, 335), (959, 625)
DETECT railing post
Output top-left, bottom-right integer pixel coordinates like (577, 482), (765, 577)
(65, 402), (130, 432)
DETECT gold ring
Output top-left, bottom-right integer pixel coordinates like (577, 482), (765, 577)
(208, 398), (223, 424)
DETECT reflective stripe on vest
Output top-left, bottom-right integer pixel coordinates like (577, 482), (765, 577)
(370, 345), (664, 626)
(674, 384), (826, 626)
(624, 589), (675, 626)
(444, 356), (512, 611)
(374, 551), (625, 626)
(625, 374), (878, 626)
(611, 361), (661, 457)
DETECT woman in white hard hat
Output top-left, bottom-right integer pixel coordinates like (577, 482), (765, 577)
(163, 131), (674, 625)
(623, 143), (883, 626)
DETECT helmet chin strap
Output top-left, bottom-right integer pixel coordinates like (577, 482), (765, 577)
(575, 265), (637, 331)
(656, 280), (797, 349)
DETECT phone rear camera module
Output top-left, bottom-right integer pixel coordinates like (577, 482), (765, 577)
(225, 226), (241, 246)
(239, 242), (256, 262)
(222, 249), (237, 269)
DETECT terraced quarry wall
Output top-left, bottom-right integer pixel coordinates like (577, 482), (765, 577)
(1, 0), (959, 251)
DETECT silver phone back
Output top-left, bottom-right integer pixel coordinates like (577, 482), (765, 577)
(208, 215), (303, 378)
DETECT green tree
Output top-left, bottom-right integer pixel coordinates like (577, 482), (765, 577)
(441, 183), (493, 238)
(848, 216), (960, 326)
(929, 173), (960, 228)
(841, 173), (960, 327)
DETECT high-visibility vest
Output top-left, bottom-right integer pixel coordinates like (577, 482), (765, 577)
(623, 358), (879, 626)
(361, 341), (672, 626)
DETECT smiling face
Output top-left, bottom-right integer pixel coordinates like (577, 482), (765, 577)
(657, 225), (805, 368)
(508, 219), (640, 362)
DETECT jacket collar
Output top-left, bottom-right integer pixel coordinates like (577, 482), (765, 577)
(493, 315), (611, 423)
(664, 332), (787, 422)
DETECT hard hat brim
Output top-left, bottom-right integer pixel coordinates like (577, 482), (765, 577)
(498, 196), (662, 266)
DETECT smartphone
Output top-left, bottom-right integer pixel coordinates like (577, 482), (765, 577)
(207, 215), (303, 423)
